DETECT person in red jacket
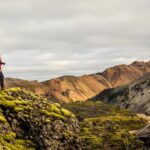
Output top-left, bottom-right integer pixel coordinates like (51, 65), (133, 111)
(0, 56), (5, 90)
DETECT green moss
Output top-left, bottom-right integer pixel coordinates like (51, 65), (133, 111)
(48, 112), (66, 121)
(14, 139), (36, 150)
(25, 106), (33, 110)
(14, 107), (25, 112)
(45, 119), (51, 123)
(53, 103), (61, 108)
(40, 109), (51, 115)
(81, 127), (90, 135)
(0, 100), (16, 108)
(15, 139), (27, 145)
(40, 110), (66, 120)
(14, 100), (28, 105)
(82, 135), (103, 147)
(0, 115), (7, 123)
(3, 132), (16, 141)
(6, 87), (21, 92)
(49, 104), (61, 114)
(62, 131), (73, 139)
(23, 114), (30, 118)
(4, 95), (14, 100)
(0, 144), (3, 150)
(61, 108), (75, 117)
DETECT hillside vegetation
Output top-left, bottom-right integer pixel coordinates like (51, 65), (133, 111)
(0, 88), (147, 149)
(63, 101), (146, 149)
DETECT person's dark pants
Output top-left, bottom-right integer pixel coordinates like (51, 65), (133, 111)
(0, 71), (4, 90)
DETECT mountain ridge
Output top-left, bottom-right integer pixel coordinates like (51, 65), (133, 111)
(5, 60), (150, 102)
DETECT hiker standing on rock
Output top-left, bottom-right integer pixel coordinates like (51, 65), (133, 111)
(0, 56), (5, 90)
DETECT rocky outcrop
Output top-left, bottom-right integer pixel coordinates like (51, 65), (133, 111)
(5, 61), (150, 102)
(92, 73), (150, 114)
(0, 88), (81, 149)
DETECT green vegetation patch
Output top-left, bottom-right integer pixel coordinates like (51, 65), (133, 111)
(40, 110), (66, 121)
(0, 115), (7, 123)
(64, 101), (146, 149)
(61, 108), (75, 117)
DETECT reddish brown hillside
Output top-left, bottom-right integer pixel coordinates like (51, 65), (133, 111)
(5, 61), (150, 102)
(101, 61), (150, 87)
(42, 75), (112, 102)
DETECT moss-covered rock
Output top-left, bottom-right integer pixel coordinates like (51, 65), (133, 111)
(0, 88), (81, 150)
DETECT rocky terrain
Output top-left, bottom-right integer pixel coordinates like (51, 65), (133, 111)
(5, 61), (150, 102)
(0, 88), (81, 150)
(0, 88), (147, 149)
(89, 71), (150, 149)
(92, 73), (150, 114)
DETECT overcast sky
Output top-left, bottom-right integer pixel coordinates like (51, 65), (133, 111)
(0, 0), (150, 81)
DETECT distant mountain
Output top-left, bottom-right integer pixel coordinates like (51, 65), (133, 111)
(5, 60), (150, 102)
(92, 73), (150, 114)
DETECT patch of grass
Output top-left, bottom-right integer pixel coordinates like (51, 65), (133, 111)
(14, 107), (25, 112)
(0, 100), (16, 108)
(40, 110), (66, 121)
(61, 108), (75, 117)
(64, 101), (146, 149)
(49, 104), (61, 114)
(3, 131), (16, 141)
(0, 115), (7, 123)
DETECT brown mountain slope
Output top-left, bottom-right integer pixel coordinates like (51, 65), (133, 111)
(101, 61), (150, 87)
(5, 60), (150, 102)
(42, 75), (112, 102)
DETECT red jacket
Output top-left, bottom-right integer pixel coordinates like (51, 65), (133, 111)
(0, 58), (5, 70)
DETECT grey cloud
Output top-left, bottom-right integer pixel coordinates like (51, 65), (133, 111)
(0, 0), (150, 81)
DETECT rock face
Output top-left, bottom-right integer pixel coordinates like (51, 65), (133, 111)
(92, 73), (150, 114)
(5, 61), (150, 102)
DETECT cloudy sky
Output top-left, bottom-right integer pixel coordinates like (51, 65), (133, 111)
(0, 0), (150, 81)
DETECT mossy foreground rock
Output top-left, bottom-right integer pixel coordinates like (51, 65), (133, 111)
(0, 88), (81, 150)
